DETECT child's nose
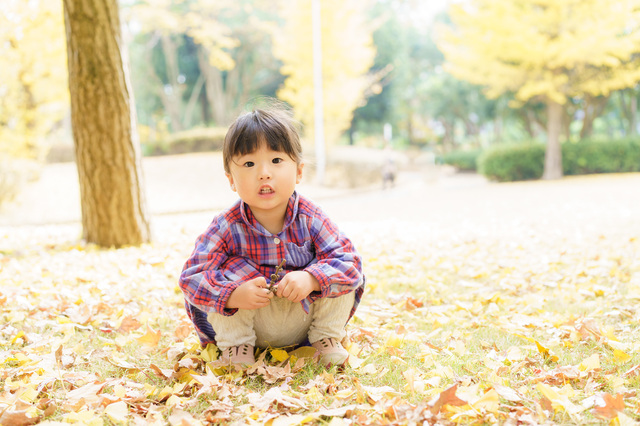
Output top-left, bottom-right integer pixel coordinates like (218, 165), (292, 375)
(259, 163), (272, 179)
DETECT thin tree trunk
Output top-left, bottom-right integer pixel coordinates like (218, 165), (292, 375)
(198, 47), (228, 125)
(543, 100), (563, 180)
(579, 95), (608, 139)
(631, 94), (637, 136)
(63, 0), (151, 247)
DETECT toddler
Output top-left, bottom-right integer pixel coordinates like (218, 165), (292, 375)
(178, 105), (365, 367)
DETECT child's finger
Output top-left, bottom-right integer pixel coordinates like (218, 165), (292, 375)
(252, 277), (268, 288)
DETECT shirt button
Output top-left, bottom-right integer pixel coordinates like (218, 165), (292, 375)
(274, 238), (281, 244)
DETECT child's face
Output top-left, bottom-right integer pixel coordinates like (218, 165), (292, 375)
(226, 141), (303, 218)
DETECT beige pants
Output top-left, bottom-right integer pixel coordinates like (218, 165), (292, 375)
(208, 291), (356, 350)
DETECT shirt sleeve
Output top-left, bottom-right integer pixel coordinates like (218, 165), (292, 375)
(178, 219), (260, 317)
(304, 207), (363, 299)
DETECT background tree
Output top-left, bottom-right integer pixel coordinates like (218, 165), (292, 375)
(64, 0), (151, 247)
(273, 0), (377, 151)
(125, 0), (282, 131)
(0, 0), (68, 161)
(436, 0), (640, 179)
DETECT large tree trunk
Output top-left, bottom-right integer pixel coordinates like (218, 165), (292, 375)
(543, 99), (564, 180)
(64, 0), (151, 247)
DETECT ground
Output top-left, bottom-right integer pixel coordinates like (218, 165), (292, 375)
(1, 154), (639, 424)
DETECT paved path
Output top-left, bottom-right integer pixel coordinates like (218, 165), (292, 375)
(2, 153), (639, 249)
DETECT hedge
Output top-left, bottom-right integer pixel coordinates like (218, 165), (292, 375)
(478, 143), (545, 182)
(142, 127), (227, 156)
(440, 149), (482, 171)
(478, 138), (640, 182)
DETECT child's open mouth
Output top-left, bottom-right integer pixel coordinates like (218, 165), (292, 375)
(259, 187), (274, 194)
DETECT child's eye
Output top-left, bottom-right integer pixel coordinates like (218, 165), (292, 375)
(272, 158), (283, 164)
(243, 161), (255, 167)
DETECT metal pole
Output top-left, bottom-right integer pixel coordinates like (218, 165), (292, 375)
(312, 0), (325, 185)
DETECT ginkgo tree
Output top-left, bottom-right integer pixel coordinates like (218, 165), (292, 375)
(436, 0), (640, 179)
(273, 0), (377, 153)
(0, 0), (68, 161)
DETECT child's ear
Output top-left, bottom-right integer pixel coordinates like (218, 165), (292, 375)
(296, 163), (304, 184)
(226, 173), (236, 192)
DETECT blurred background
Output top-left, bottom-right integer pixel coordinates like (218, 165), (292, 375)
(2, 0), (640, 221)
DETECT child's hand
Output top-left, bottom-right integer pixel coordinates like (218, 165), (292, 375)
(276, 271), (320, 303)
(225, 277), (273, 310)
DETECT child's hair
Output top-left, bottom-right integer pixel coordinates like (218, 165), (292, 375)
(223, 102), (303, 174)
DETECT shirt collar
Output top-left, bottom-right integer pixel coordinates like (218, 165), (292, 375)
(239, 191), (299, 235)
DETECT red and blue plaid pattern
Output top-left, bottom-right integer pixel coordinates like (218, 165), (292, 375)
(179, 192), (365, 346)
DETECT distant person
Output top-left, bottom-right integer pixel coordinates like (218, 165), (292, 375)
(382, 145), (397, 189)
(178, 103), (365, 368)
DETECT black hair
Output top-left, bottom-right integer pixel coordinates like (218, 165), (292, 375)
(223, 105), (303, 174)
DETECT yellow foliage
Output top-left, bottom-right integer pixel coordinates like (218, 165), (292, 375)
(0, 0), (69, 159)
(273, 0), (376, 149)
(436, 0), (640, 104)
(128, 0), (238, 72)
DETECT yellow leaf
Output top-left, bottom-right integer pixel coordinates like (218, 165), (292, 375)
(289, 346), (317, 360)
(200, 343), (218, 362)
(472, 389), (500, 413)
(385, 335), (403, 348)
(104, 401), (128, 424)
(17, 387), (39, 403)
(272, 414), (315, 426)
(113, 384), (126, 398)
(166, 394), (183, 408)
(137, 324), (161, 348)
(536, 383), (583, 415)
(270, 349), (290, 363)
(613, 349), (631, 363)
(453, 340), (466, 356)
(579, 354), (600, 372)
(63, 409), (103, 426)
(10, 331), (25, 344)
(157, 385), (173, 400)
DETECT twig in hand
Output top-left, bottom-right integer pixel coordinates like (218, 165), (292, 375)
(268, 259), (286, 294)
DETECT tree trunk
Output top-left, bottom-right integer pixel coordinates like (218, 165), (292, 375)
(579, 95), (609, 139)
(198, 47), (228, 125)
(63, 0), (151, 247)
(631, 94), (637, 136)
(543, 99), (563, 180)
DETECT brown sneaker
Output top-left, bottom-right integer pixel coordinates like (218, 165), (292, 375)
(312, 337), (349, 366)
(220, 344), (255, 366)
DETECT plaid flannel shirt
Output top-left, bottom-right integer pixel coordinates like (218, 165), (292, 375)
(179, 192), (365, 346)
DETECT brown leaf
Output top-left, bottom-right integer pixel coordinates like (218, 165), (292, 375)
(623, 363), (640, 378)
(405, 296), (423, 310)
(593, 393), (625, 420)
(173, 323), (192, 341)
(0, 409), (40, 426)
(118, 316), (142, 333)
(428, 384), (467, 414)
(55, 345), (75, 369)
(149, 363), (175, 380)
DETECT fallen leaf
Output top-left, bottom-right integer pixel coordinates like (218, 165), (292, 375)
(117, 316), (142, 333)
(613, 349), (632, 363)
(592, 393), (625, 420)
(137, 324), (161, 348)
(0, 409), (39, 426)
(104, 400), (129, 424)
(429, 384), (467, 414)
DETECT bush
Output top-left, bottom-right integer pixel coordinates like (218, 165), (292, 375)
(478, 138), (640, 182)
(478, 143), (545, 182)
(562, 138), (640, 175)
(440, 149), (482, 171)
(142, 127), (227, 156)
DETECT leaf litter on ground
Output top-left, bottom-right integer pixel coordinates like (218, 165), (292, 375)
(1, 185), (640, 425)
